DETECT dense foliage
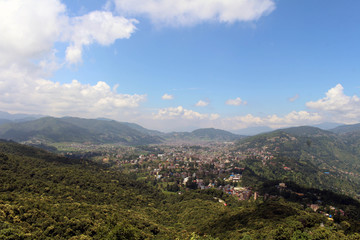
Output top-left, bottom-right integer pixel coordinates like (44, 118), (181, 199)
(235, 127), (360, 196)
(1, 140), (360, 239)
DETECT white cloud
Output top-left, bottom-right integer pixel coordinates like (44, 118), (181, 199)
(306, 84), (360, 123)
(113, 0), (275, 26)
(226, 97), (247, 106)
(153, 106), (219, 120)
(148, 106), (220, 131)
(0, 0), (142, 120)
(162, 93), (174, 100)
(0, 0), (137, 67)
(0, 67), (146, 118)
(150, 105), (323, 132)
(65, 11), (137, 64)
(195, 100), (209, 107)
(222, 111), (322, 130)
(0, 0), (67, 66)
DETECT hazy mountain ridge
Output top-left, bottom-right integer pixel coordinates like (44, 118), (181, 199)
(163, 128), (245, 143)
(0, 111), (44, 122)
(0, 116), (245, 145)
(0, 119), (11, 125)
(329, 123), (360, 134)
(120, 122), (164, 136)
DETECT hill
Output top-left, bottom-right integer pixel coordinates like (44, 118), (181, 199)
(280, 125), (336, 137)
(0, 119), (11, 126)
(0, 117), (162, 145)
(330, 123), (360, 134)
(1, 141), (360, 239)
(234, 126), (360, 196)
(0, 117), (245, 146)
(120, 122), (164, 136)
(191, 128), (244, 141)
(0, 111), (44, 122)
(164, 128), (244, 143)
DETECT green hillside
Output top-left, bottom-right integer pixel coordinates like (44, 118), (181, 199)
(164, 128), (244, 143)
(120, 122), (164, 136)
(0, 117), (162, 145)
(191, 128), (244, 141)
(2, 141), (360, 239)
(330, 123), (360, 134)
(0, 117), (244, 146)
(234, 126), (360, 196)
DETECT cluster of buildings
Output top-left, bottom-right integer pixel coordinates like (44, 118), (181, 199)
(112, 144), (264, 201)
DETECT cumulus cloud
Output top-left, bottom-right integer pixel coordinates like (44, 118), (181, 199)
(153, 106), (219, 120)
(0, 0), (137, 67)
(65, 11), (137, 64)
(0, 0), (142, 120)
(151, 84), (360, 131)
(0, 0), (66, 66)
(222, 111), (322, 130)
(150, 104), (323, 131)
(306, 84), (360, 123)
(162, 93), (174, 100)
(195, 100), (209, 107)
(226, 97), (247, 106)
(0, 66), (146, 118)
(113, 0), (275, 26)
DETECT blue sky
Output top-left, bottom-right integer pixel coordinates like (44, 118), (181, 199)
(0, 0), (360, 132)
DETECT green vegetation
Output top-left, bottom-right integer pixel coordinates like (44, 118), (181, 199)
(1, 140), (360, 239)
(0, 117), (245, 146)
(0, 117), (162, 145)
(235, 126), (360, 196)
(163, 128), (244, 143)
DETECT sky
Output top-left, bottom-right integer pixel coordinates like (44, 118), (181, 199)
(0, 0), (360, 132)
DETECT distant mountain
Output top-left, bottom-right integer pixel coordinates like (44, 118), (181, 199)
(0, 111), (44, 122)
(0, 119), (11, 126)
(233, 126), (274, 136)
(0, 117), (162, 145)
(235, 125), (360, 196)
(0, 115), (248, 145)
(120, 122), (164, 136)
(312, 122), (342, 130)
(279, 125), (336, 137)
(232, 122), (342, 136)
(191, 128), (244, 141)
(164, 128), (245, 143)
(329, 123), (360, 134)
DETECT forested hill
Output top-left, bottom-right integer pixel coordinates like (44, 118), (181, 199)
(0, 117), (245, 145)
(0, 140), (170, 239)
(0, 117), (163, 145)
(329, 123), (360, 134)
(164, 128), (245, 143)
(191, 128), (244, 141)
(234, 126), (360, 196)
(2, 140), (360, 239)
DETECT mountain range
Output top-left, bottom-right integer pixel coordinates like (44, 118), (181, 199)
(0, 117), (164, 145)
(0, 112), (359, 146)
(0, 116), (244, 145)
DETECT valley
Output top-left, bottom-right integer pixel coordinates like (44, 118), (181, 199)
(1, 116), (360, 239)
